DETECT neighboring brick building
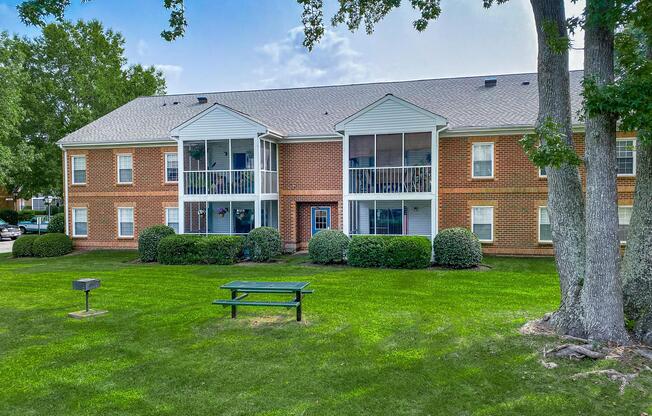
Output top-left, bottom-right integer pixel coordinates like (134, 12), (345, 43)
(58, 71), (637, 255)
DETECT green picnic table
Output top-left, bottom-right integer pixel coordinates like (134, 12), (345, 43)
(213, 281), (314, 321)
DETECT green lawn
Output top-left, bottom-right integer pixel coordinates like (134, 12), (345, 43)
(0, 251), (649, 416)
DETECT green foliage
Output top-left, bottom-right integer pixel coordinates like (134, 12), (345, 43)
(17, 209), (36, 221)
(138, 225), (176, 262)
(308, 230), (349, 264)
(196, 235), (245, 265)
(384, 236), (432, 269)
(31, 233), (72, 257)
(433, 227), (483, 269)
(347, 235), (392, 268)
(0, 209), (19, 225)
(12, 235), (39, 257)
(520, 118), (583, 170)
(157, 234), (201, 265)
(244, 227), (282, 262)
(46, 213), (65, 233)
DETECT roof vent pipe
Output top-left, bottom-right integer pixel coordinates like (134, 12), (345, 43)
(197, 96), (208, 104)
(484, 78), (497, 88)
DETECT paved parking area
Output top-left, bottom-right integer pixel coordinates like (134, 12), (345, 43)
(0, 239), (14, 254)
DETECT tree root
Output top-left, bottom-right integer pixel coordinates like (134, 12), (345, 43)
(571, 369), (638, 395)
(545, 343), (606, 360)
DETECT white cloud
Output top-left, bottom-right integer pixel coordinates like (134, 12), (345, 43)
(137, 39), (149, 57)
(251, 26), (376, 88)
(154, 64), (184, 82)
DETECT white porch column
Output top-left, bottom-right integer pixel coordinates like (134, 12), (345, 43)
(254, 135), (262, 228)
(342, 132), (350, 235)
(177, 138), (185, 234)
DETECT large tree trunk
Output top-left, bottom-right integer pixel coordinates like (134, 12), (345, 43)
(581, 0), (629, 343)
(530, 0), (586, 337)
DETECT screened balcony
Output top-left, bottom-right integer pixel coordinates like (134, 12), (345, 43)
(348, 132), (432, 194)
(348, 200), (432, 236)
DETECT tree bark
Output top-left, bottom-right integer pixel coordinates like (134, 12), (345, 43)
(530, 0), (586, 337)
(581, 0), (629, 343)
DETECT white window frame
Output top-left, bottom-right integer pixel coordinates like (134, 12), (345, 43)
(116, 154), (134, 184)
(165, 207), (179, 232)
(618, 205), (633, 245)
(538, 167), (547, 178)
(538, 206), (552, 243)
(164, 152), (178, 183)
(471, 206), (494, 243)
(471, 142), (495, 179)
(72, 207), (88, 238)
(117, 207), (135, 238)
(616, 138), (636, 177)
(71, 155), (87, 185)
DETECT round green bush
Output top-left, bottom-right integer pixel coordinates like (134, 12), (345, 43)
(18, 209), (37, 221)
(138, 225), (176, 262)
(308, 230), (349, 264)
(244, 227), (282, 262)
(32, 233), (73, 257)
(347, 235), (393, 268)
(433, 227), (483, 269)
(46, 213), (65, 234)
(385, 236), (432, 269)
(12, 235), (39, 257)
(0, 209), (18, 225)
(157, 234), (201, 265)
(197, 235), (245, 265)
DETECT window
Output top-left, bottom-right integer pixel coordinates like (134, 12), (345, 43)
(117, 154), (133, 184)
(539, 167), (547, 178)
(31, 197), (45, 211)
(166, 207), (179, 233)
(349, 135), (375, 168)
(348, 200), (431, 236)
(165, 153), (178, 182)
(118, 207), (134, 237)
(472, 206), (493, 242)
(72, 208), (88, 237)
(261, 200), (278, 229)
(618, 206), (632, 243)
(616, 139), (635, 176)
(72, 155), (86, 184)
(472, 143), (494, 178)
(539, 207), (552, 243)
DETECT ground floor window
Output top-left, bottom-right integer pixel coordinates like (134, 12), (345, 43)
(72, 208), (88, 237)
(538, 207), (552, 243)
(618, 206), (632, 243)
(349, 200), (431, 236)
(261, 200), (278, 228)
(166, 207), (179, 233)
(471, 206), (493, 242)
(118, 207), (134, 237)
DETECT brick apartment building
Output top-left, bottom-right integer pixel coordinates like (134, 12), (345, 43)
(57, 71), (637, 255)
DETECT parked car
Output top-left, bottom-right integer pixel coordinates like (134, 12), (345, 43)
(0, 219), (22, 240)
(18, 216), (49, 234)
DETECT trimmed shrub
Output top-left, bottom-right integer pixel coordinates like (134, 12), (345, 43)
(385, 236), (432, 269)
(244, 227), (282, 262)
(17, 209), (37, 221)
(46, 213), (65, 234)
(12, 235), (39, 257)
(0, 209), (18, 225)
(308, 230), (349, 264)
(433, 227), (483, 269)
(347, 235), (392, 268)
(157, 234), (201, 265)
(32, 233), (73, 257)
(138, 225), (176, 262)
(197, 235), (245, 265)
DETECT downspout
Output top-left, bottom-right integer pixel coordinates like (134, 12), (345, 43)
(432, 124), (449, 261)
(60, 145), (69, 236)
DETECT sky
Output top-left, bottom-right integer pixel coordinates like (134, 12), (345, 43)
(0, 0), (586, 95)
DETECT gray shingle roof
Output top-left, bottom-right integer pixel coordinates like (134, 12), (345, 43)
(58, 71), (584, 145)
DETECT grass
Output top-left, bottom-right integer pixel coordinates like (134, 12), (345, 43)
(0, 251), (649, 415)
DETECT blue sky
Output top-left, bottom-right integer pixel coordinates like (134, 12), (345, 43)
(0, 0), (586, 94)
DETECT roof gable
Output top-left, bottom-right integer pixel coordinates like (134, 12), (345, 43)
(170, 103), (268, 139)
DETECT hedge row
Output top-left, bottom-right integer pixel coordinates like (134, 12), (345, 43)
(12, 233), (73, 258)
(347, 235), (432, 269)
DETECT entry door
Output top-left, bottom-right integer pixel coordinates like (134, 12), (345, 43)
(311, 206), (331, 236)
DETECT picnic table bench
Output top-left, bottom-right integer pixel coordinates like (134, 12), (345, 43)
(213, 281), (313, 321)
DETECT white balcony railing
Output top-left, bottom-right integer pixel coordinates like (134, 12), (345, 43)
(349, 166), (431, 194)
(184, 170), (255, 195)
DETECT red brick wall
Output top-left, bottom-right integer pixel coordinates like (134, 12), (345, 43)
(279, 141), (343, 250)
(66, 146), (178, 249)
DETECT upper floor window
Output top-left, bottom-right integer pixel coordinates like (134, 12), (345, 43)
(72, 155), (86, 184)
(472, 143), (494, 178)
(618, 206), (632, 243)
(616, 139), (635, 176)
(472, 206), (494, 242)
(539, 166), (547, 178)
(260, 140), (278, 194)
(165, 153), (178, 183)
(118, 207), (134, 237)
(117, 154), (133, 184)
(539, 207), (552, 243)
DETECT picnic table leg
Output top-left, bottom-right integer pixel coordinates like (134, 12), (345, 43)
(295, 290), (302, 322)
(231, 290), (237, 318)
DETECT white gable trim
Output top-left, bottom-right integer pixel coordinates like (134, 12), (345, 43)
(335, 94), (447, 132)
(170, 103), (270, 137)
